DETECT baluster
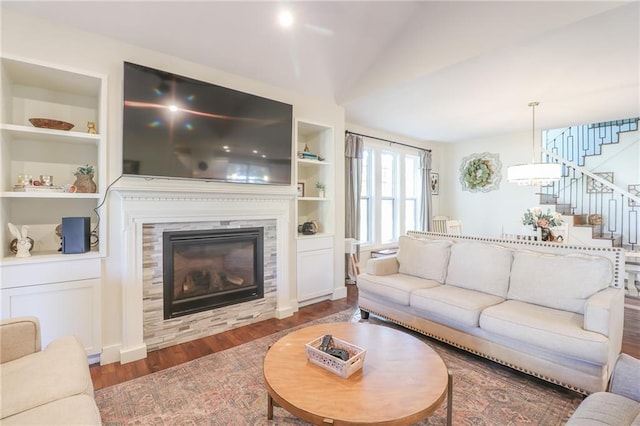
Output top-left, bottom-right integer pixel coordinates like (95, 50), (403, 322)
(608, 197), (617, 240)
(619, 195), (624, 247)
(629, 208), (638, 251)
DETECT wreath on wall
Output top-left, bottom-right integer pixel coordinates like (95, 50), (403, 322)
(459, 152), (502, 193)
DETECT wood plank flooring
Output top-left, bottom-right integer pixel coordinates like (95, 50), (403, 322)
(90, 286), (640, 391)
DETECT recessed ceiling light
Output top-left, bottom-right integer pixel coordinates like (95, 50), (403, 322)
(278, 10), (294, 28)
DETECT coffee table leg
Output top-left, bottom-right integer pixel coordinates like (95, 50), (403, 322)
(267, 393), (273, 420)
(447, 370), (453, 426)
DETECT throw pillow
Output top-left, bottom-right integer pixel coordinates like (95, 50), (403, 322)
(445, 242), (513, 298)
(397, 236), (452, 283)
(508, 251), (613, 314)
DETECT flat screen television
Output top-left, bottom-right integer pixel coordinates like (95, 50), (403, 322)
(122, 62), (293, 185)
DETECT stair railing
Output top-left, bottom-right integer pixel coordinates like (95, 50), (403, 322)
(542, 149), (639, 249)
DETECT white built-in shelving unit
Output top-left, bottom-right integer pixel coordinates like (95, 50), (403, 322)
(0, 55), (106, 356)
(295, 120), (335, 305)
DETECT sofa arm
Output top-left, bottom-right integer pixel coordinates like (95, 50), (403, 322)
(0, 317), (41, 363)
(583, 287), (625, 337)
(609, 354), (640, 401)
(364, 255), (399, 276)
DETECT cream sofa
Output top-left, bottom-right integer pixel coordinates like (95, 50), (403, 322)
(0, 317), (101, 425)
(358, 231), (626, 394)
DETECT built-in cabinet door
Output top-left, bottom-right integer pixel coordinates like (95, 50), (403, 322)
(297, 236), (334, 304)
(1, 278), (102, 357)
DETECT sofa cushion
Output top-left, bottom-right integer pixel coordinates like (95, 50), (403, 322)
(445, 242), (513, 298)
(397, 236), (452, 283)
(480, 300), (609, 364)
(0, 335), (93, 419)
(565, 392), (640, 426)
(410, 286), (504, 327)
(358, 273), (441, 306)
(508, 251), (613, 314)
(0, 394), (101, 425)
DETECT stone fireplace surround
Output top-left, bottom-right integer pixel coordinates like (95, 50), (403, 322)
(144, 219), (275, 351)
(112, 187), (295, 363)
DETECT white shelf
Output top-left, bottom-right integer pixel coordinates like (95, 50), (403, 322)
(1, 191), (102, 199)
(0, 124), (100, 145)
(297, 158), (332, 166)
(0, 249), (101, 266)
(296, 232), (335, 240)
(298, 196), (331, 201)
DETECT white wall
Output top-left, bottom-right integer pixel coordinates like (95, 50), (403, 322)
(2, 9), (345, 358)
(441, 131), (541, 238)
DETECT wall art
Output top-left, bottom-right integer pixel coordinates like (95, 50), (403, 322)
(430, 172), (439, 195)
(459, 152), (502, 193)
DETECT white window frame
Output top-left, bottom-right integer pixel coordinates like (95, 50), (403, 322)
(359, 139), (423, 249)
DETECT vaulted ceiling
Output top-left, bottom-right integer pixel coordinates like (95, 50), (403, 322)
(4, 1), (639, 142)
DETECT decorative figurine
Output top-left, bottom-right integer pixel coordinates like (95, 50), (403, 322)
(87, 121), (97, 134)
(8, 223), (31, 257)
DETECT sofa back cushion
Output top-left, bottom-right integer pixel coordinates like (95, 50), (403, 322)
(508, 251), (613, 314)
(397, 236), (452, 283)
(445, 242), (513, 298)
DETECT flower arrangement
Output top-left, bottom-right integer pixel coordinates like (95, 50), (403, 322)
(315, 182), (325, 190)
(74, 164), (95, 176)
(521, 207), (563, 229)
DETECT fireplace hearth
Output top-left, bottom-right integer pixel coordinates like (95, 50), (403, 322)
(163, 227), (264, 319)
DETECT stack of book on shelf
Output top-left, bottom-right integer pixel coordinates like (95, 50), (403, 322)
(298, 151), (318, 160)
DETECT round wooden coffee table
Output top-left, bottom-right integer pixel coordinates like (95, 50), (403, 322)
(263, 322), (452, 425)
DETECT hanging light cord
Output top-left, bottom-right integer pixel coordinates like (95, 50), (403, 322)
(529, 101), (539, 163)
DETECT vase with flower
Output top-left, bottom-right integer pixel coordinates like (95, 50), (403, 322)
(521, 207), (563, 241)
(73, 164), (97, 193)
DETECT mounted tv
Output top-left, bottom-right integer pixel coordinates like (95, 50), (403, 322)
(122, 62), (293, 185)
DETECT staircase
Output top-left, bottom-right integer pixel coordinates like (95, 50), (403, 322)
(540, 117), (640, 250)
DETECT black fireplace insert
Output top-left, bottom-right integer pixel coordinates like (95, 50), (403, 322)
(163, 227), (264, 319)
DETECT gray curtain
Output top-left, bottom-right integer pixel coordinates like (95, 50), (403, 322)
(419, 150), (433, 231)
(345, 133), (364, 283)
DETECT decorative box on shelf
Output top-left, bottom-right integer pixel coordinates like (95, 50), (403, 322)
(305, 335), (366, 378)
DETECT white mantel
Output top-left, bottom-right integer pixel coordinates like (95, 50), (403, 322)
(108, 185), (296, 364)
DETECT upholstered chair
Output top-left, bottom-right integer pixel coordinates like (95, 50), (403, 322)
(566, 353), (640, 425)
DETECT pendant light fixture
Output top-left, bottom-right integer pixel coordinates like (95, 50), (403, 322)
(507, 102), (562, 186)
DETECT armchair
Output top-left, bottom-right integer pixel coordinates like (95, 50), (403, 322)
(566, 353), (640, 425)
(0, 316), (101, 424)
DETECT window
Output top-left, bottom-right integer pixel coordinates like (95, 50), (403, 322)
(405, 155), (420, 232)
(380, 151), (397, 243)
(359, 149), (371, 243)
(359, 140), (423, 247)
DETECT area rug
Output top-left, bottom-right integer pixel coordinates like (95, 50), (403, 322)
(96, 309), (583, 425)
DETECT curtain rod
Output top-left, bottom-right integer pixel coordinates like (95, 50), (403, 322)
(345, 130), (431, 152)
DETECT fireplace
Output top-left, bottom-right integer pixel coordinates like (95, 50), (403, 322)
(163, 227), (264, 319)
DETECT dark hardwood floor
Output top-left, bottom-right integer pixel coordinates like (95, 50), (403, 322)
(90, 286), (640, 391)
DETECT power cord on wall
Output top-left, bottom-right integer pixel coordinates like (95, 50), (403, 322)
(90, 174), (124, 246)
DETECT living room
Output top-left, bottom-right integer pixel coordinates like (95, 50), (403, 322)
(1, 2), (639, 425)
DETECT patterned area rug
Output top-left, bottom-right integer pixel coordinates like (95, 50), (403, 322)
(96, 309), (583, 425)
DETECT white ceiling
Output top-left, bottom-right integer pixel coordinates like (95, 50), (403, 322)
(3, 1), (639, 143)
